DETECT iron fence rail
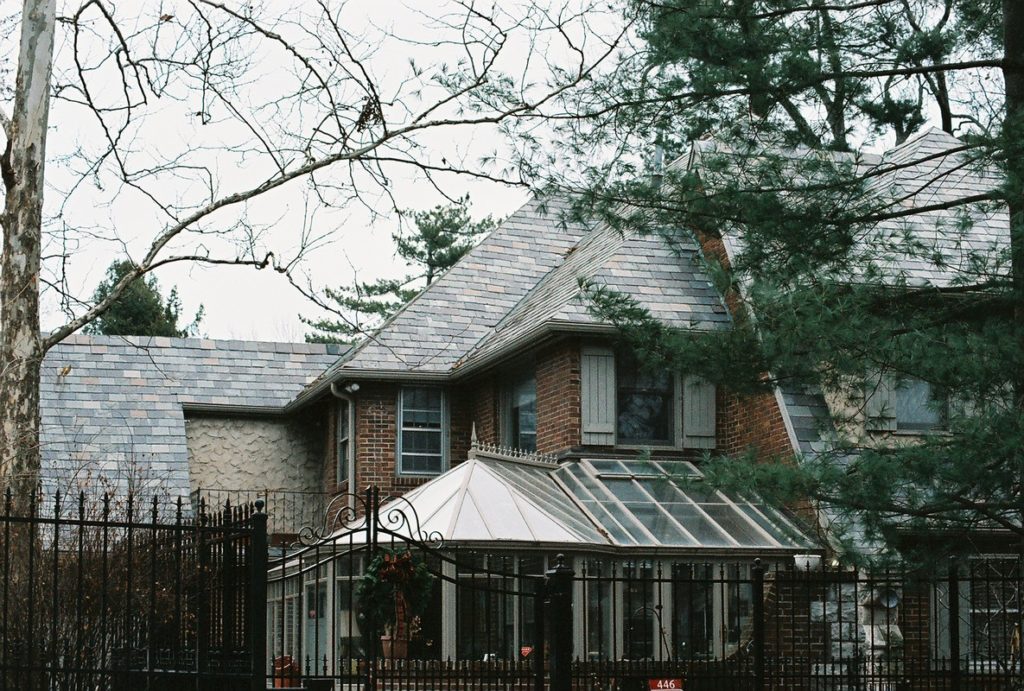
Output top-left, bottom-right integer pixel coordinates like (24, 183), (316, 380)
(0, 488), (265, 691)
(3, 484), (1024, 691)
(192, 488), (338, 544)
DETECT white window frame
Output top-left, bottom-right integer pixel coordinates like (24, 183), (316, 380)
(893, 377), (948, 433)
(576, 558), (754, 663)
(267, 578), (302, 666)
(336, 399), (353, 487)
(396, 386), (449, 476)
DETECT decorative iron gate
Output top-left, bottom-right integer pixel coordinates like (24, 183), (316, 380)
(265, 486), (559, 691)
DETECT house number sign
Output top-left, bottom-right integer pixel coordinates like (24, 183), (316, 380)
(648, 679), (683, 690)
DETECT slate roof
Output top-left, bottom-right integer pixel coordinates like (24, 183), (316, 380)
(297, 194), (733, 402)
(696, 127), (1006, 288)
(40, 335), (338, 499)
(313, 197), (592, 380)
(458, 220), (731, 369)
(696, 128), (1007, 463)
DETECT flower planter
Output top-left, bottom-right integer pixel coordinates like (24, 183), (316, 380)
(380, 634), (409, 659)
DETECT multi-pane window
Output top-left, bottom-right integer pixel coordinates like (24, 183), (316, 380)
(894, 378), (946, 431)
(336, 400), (350, 486)
(503, 375), (537, 452)
(267, 579), (301, 664)
(398, 387), (446, 475)
(616, 352), (674, 446)
(867, 374), (948, 433)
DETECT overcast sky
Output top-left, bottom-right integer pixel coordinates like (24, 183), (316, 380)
(15, 0), (611, 342)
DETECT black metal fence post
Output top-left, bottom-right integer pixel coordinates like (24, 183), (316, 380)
(752, 558), (766, 691)
(365, 486), (378, 691)
(248, 500), (268, 691)
(533, 578), (546, 691)
(197, 504), (211, 689)
(546, 554), (574, 691)
(948, 557), (961, 691)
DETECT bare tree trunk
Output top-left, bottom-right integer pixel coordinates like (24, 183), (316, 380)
(1006, 2), (1024, 410)
(0, 0), (56, 500)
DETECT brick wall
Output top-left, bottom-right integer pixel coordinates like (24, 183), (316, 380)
(467, 376), (499, 446)
(450, 383), (477, 465)
(695, 227), (796, 461)
(536, 339), (581, 454)
(337, 381), (478, 498)
(350, 382), (402, 496)
(718, 388), (793, 459)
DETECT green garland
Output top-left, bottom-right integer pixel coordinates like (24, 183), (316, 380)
(356, 549), (434, 638)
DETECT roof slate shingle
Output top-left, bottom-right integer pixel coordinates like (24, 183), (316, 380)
(40, 335), (337, 499)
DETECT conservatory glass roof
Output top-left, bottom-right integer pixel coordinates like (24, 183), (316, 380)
(552, 459), (810, 549)
(358, 453), (813, 553)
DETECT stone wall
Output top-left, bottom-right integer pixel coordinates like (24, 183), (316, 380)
(186, 414), (325, 493)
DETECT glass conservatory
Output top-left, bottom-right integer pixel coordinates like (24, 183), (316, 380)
(267, 446), (816, 672)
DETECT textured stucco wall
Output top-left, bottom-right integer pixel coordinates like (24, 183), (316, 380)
(186, 415), (324, 493)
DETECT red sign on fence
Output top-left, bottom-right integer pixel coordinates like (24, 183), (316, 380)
(520, 646), (533, 658)
(649, 679), (683, 690)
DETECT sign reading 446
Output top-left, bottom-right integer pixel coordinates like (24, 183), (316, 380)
(649, 679), (683, 690)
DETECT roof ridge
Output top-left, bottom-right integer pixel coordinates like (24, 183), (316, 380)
(55, 333), (338, 354)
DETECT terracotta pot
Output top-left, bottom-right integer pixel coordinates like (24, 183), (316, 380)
(272, 655), (301, 688)
(380, 634), (409, 659)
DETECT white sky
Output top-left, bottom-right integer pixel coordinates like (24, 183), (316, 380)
(11, 1), (985, 343)
(15, 0), (612, 341)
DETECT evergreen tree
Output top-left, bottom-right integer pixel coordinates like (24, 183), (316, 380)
(305, 197), (497, 343)
(540, 0), (1022, 559)
(84, 261), (203, 338)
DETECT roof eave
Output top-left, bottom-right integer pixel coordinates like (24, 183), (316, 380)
(182, 402), (291, 417)
(451, 320), (618, 380)
(285, 367), (452, 412)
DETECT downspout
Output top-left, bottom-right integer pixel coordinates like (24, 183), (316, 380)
(330, 382), (358, 508)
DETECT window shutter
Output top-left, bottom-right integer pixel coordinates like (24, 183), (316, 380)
(581, 346), (616, 445)
(682, 376), (716, 449)
(865, 371), (897, 431)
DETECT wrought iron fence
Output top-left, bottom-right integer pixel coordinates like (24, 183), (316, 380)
(570, 556), (1024, 691)
(264, 545), (1024, 690)
(0, 488), (267, 691)
(3, 483), (1024, 691)
(192, 487), (337, 544)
